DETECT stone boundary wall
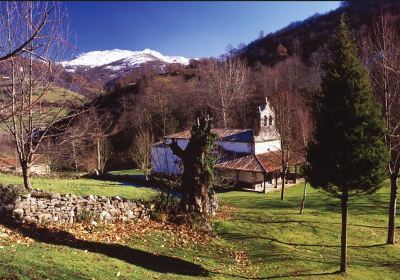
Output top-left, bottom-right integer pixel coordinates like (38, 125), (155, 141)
(0, 188), (155, 225)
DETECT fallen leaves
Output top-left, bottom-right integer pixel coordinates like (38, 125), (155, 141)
(0, 224), (34, 246)
(212, 205), (235, 221)
(0, 219), (214, 250)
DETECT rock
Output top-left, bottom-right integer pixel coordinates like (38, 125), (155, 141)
(142, 215), (150, 221)
(100, 211), (112, 222)
(118, 202), (125, 209)
(126, 210), (136, 219)
(51, 193), (61, 199)
(98, 197), (109, 203)
(13, 208), (24, 220)
(23, 216), (36, 224)
(21, 194), (31, 199)
(38, 213), (52, 224)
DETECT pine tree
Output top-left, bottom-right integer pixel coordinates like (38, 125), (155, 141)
(304, 15), (388, 273)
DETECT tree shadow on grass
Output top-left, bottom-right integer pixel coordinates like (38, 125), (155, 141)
(213, 271), (339, 279)
(221, 232), (386, 249)
(1, 220), (208, 277)
(229, 217), (388, 230)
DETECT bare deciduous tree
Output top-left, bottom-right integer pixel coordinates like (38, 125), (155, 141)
(0, 2), (74, 189)
(361, 11), (400, 244)
(271, 90), (308, 200)
(85, 109), (115, 175)
(130, 125), (154, 180)
(199, 57), (249, 128)
(298, 108), (314, 214)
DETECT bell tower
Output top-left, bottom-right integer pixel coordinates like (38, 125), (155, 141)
(255, 97), (280, 141)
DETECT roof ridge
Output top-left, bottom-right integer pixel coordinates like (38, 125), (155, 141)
(254, 154), (267, 174)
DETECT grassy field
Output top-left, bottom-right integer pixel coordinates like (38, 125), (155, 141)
(37, 86), (88, 105)
(108, 169), (145, 176)
(0, 175), (399, 279)
(0, 172), (156, 200)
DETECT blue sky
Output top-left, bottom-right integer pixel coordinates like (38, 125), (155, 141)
(66, 1), (341, 58)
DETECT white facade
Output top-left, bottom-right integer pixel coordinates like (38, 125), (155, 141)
(151, 144), (182, 175)
(237, 171), (264, 183)
(254, 139), (281, 154)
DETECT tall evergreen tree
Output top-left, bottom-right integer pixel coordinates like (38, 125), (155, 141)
(304, 15), (388, 273)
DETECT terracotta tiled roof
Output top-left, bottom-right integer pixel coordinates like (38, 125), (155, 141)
(215, 154), (266, 173)
(215, 151), (305, 173)
(165, 129), (254, 142)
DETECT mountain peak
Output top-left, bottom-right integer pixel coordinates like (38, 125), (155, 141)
(61, 49), (191, 70)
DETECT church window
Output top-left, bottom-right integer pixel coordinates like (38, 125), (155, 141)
(263, 115), (268, 126)
(269, 115), (273, 126)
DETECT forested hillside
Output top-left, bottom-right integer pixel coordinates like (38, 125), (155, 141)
(51, 1), (400, 171)
(240, 1), (400, 65)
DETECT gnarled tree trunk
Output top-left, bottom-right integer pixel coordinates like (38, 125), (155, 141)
(169, 114), (215, 215)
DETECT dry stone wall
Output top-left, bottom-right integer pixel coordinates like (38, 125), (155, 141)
(0, 187), (155, 225)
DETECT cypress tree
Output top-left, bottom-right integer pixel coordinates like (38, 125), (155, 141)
(304, 15), (388, 273)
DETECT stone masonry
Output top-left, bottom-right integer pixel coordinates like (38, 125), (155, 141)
(3, 189), (155, 225)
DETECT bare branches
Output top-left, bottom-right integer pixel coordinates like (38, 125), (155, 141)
(362, 11), (400, 173)
(199, 57), (249, 128)
(0, 2), (74, 189)
(0, 4), (52, 62)
(130, 125), (154, 179)
(169, 139), (185, 160)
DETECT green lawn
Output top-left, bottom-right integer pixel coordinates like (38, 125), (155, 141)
(0, 172), (156, 200)
(108, 169), (144, 176)
(0, 178), (399, 279)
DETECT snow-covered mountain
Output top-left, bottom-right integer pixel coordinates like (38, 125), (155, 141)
(60, 48), (192, 90)
(61, 48), (191, 72)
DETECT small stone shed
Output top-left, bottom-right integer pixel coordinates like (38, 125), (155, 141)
(215, 151), (304, 192)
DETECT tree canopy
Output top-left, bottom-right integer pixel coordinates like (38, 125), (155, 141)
(305, 15), (388, 198)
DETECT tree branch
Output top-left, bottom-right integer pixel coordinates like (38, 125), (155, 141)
(0, 7), (53, 62)
(169, 139), (185, 159)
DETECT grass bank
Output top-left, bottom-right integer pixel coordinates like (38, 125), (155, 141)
(0, 172), (156, 200)
(0, 176), (398, 279)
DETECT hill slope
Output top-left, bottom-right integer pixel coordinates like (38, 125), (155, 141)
(240, 1), (400, 66)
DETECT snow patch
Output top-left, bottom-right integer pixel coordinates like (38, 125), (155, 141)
(61, 49), (191, 71)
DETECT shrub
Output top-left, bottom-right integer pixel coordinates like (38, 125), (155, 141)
(0, 184), (26, 205)
(75, 208), (98, 223)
